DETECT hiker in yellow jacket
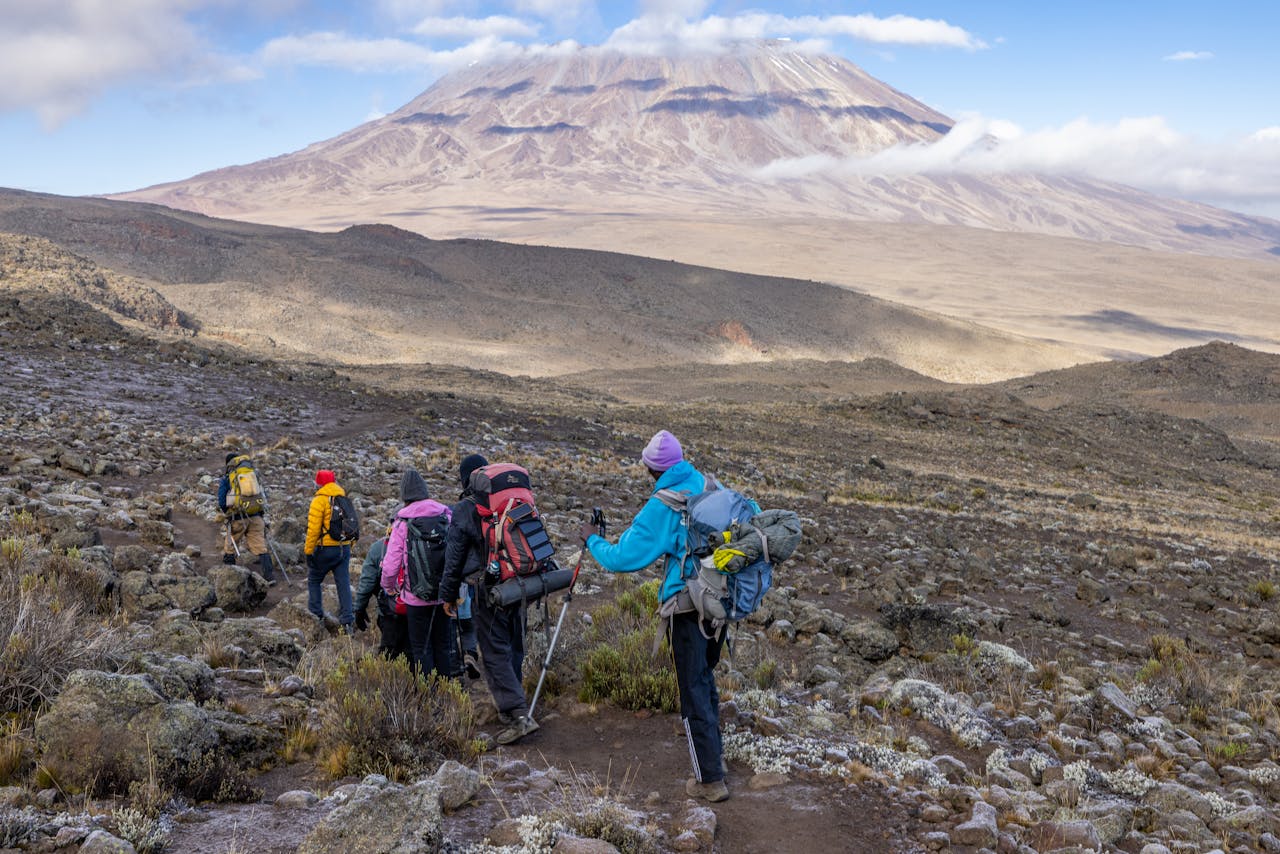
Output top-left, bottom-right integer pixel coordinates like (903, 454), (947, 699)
(305, 470), (355, 632)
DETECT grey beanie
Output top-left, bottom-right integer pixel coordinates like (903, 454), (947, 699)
(400, 469), (430, 504)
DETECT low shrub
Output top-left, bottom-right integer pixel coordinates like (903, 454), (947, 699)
(576, 579), (676, 713)
(318, 653), (477, 781)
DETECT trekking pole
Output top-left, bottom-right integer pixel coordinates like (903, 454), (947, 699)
(224, 518), (241, 557)
(259, 491), (293, 586)
(529, 508), (604, 720)
(265, 535), (293, 587)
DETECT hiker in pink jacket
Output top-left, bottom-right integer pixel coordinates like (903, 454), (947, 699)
(381, 469), (456, 679)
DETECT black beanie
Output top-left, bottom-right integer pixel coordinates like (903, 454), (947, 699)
(400, 469), (430, 504)
(459, 453), (488, 488)
(225, 452), (238, 465)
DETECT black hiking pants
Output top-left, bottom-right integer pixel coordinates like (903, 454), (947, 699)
(475, 592), (527, 717)
(405, 603), (456, 680)
(376, 610), (411, 662)
(671, 611), (725, 783)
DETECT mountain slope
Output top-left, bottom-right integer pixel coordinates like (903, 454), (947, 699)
(116, 42), (1280, 261)
(0, 188), (1085, 381)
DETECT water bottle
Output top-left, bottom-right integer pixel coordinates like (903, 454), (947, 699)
(485, 559), (502, 584)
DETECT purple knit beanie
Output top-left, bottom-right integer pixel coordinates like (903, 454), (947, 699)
(641, 430), (683, 472)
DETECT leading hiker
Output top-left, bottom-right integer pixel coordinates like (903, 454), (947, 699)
(578, 430), (730, 803)
(217, 452), (276, 585)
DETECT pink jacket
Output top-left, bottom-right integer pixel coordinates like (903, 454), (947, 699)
(381, 498), (452, 606)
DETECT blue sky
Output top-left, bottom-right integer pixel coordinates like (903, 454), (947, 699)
(2, 1), (1278, 216)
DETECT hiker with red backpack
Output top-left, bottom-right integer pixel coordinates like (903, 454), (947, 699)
(217, 452), (276, 585)
(354, 524), (410, 660)
(304, 469), (359, 633)
(381, 470), (456, 680)
(439, 454), (540, 745)
(578, 430), (731, 803)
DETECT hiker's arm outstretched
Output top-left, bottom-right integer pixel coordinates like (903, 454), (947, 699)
(586, 497), (674, 573)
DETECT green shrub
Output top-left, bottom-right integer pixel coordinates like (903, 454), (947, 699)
(319, 653), (477, 781)
(579, 630), (677, 713)
(575, 579), (676, 712)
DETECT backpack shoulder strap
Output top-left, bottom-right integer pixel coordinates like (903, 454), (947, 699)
(654, 488), (691, 511)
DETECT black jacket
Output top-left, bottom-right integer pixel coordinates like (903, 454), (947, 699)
(439, 495), (485, 604)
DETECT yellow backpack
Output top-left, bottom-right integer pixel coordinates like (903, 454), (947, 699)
(227, 456), (265, 516)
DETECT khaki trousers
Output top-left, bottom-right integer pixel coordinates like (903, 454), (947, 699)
(224, 515), (267, 556)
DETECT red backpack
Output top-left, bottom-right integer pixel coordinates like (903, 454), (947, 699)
(469, 463), (554, 582)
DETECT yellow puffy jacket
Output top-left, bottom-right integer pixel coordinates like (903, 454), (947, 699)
(305, 482), (348, 554)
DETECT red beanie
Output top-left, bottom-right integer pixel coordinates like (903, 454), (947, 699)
(315, 470), (335, 486)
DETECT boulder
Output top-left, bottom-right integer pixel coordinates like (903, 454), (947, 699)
(206, 618), (304, 669)
(553, 838), (621, 854)
(35, 670), (217, 792)
(297, 778), (443, 854)
(1024, 819), (1101, 852)
(839, 619), (899, 662)
(119, 571), (216, 615)
(879, 603), (978, 653)
(208, 565), (269, 612)
(132, 653), (217, 704)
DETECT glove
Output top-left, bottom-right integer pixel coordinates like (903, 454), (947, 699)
(712, 546), (747, 571)
(354, 608), (369, 632)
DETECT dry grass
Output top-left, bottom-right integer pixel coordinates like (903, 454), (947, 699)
(0, 531), (123, 713)
(317, 653), (477, 782)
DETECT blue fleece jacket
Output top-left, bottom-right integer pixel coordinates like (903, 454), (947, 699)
(586, 460), (706, 603)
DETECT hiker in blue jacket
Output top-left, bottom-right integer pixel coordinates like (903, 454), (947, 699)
(578, 429), (730, 803)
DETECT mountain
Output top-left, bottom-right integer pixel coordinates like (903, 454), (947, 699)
(0, 188), (1084, 381)
(116, 42), (1279, 262)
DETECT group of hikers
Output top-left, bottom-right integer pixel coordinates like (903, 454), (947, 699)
(219, 430), (739, 802)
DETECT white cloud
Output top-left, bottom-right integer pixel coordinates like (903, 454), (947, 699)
(605, 12), (985, 55)
(412, 15), (540, 40)
(260, 31), (579, 73)
(0, 0), (245, 128)
(508, 0), (596, 15)
(638, 0), (713, 17)
(1163, 50), (1213, 62)
(754, 115), (1280, 217)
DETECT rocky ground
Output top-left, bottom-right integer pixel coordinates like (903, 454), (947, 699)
(2, 291), (1280, 854)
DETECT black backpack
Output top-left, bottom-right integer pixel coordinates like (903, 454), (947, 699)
(325, 495), (361, 544)
(404, 514), (448, 601)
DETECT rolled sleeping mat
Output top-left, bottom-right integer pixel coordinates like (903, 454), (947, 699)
(486, 567), (575, 608)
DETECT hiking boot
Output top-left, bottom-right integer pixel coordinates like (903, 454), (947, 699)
(495, 715), (538, 745)
(685, 778), (729, 803)
(258, 555), (276, 587)
(496, 710), (514, 726)
(464, 650), (481, 680)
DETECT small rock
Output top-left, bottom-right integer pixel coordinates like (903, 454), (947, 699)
(951, 800), (998, 848)
(35, 787), (60, 807)
(922, 831), (950, 851)
(275, 790), (319, 808)
(79, 830), (137, 854)
(494, 759), (532, 780)
(1139, 845), (1173, 854)
(432, 759), (481, 810)
(920, 804), (949, 823)
(671, 830), (702, 853)
(487, 818), (525, 847)
(552, 837), (621, 854)
(748, 772), (788, 789)
(682, 804), (717, 845)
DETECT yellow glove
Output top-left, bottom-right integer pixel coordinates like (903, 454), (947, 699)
(713, 546), (747, 572)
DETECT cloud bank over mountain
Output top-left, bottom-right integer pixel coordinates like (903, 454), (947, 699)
(755, 115), (1280, 218)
